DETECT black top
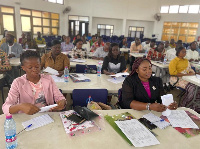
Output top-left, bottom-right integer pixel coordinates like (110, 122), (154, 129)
(102, 56), (126, 73)
(121, 74), (164, 109)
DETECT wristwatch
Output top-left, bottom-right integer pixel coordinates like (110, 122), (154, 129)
(146, 103), (151, 111)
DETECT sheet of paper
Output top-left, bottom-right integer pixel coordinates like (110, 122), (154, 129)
(39, 104), (58, 113)
(115, 119), (160, 147)
(22, 114), (54, 131)
(107, 77), (125, 84)
(143, 112), (170, 129)
(161, 94), (174, 116)
(167, 110), (199, 129)
(43, 67), (59, 75)
(109, 72), (129, 77)
(51, 75), (65, 82)
(70, 59), (86, 63)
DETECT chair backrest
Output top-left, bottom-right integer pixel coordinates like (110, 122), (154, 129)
(75, 64), (97, 73)
(72, 89), (108, 107)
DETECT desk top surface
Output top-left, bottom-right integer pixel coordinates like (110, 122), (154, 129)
(0, 108), (199, 149)
(129, 53), (145, 57)
(56, 74), (122, 94)
(182, 75), (200, 87)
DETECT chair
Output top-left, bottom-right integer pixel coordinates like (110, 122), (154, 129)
(75, 64), (97, 73)
(72, 89), (108, 107)
(0, 76), (10, 103)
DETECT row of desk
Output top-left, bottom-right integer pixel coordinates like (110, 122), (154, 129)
(0, 107), (199, 149)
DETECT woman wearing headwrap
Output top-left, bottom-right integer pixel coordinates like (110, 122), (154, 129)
(121, 57), (177, 112)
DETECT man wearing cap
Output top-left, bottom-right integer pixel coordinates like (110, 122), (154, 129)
(1, 32), (23, 58)
(41, 39), (70, 77)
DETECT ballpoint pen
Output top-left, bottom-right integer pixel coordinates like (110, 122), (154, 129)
(17, 124), (32, 135)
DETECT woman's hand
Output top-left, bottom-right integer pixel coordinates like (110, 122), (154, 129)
(51, 99), (66, 111)
(149, 103), (167, 112)
(57, 71), (64, 77)
(20, 103), (40, 115)
(168, 102), (178, 110)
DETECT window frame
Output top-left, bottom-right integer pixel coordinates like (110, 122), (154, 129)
(97, 24), (114, 36)
(0, 5), (16, 37)
(44, 0), (64, 5)
(128, 26), (144, 38)
(20, 8), (59, 36)
(160, 6), (169, 13)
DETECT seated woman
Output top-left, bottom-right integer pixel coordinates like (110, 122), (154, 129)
(169, 47), (195, 89)
(102, 43), (126, 75)
(41, 40), (70, 77)
(71, 39), (86, 59)
(121, 57), (177, 112)
(2, 50), (66, 115)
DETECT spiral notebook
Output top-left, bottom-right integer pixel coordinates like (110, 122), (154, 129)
(22, 114), (54, 131)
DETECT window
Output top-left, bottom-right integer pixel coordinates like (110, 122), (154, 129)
(128, 27), (144, 38)
(45, 0), (64, 5)
(161, 22), (198, 42)
(0, 6), (15, 36)
(68, 15), (89, 37)
(179, 5), (189, 13)
(188, 5), (199, 13)
(160, 6), (169, 13)
(169, 5), (179, 13)
(97, 24), (114, 36)
(20, 9), (59, 35)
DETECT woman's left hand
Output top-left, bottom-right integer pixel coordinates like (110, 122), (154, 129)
(51, 99), (66, 111)
(168, 101), (178, 110)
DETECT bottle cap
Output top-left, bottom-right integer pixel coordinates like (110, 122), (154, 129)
(6, 115), (12, 119)
(65, 66), (68, 68)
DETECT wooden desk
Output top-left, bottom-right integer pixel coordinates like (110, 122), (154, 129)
(151, 61), (169, 69)
(70, 59), (100, 68)
(129, 53), (145, 58)
(120, 48), (129, 53)
(9, 58), (21, 67)
(56, 74), (122, 94)
(182, 75), (200, 108)
(0, 108), (199, 149)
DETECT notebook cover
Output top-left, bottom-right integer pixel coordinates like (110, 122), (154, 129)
(104, 112), (135, 146)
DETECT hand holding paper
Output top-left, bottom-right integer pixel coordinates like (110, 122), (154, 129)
(40, 104), (58, 112)
(161, 94), (174, 116)
(43, 67), (59, 75)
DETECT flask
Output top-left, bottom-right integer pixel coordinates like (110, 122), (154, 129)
(64, 66), (69, 82)
(4, 115), (17, 149)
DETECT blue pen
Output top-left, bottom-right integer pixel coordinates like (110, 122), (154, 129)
(152, 119), (164, 123)
(17, 124), (32, 135)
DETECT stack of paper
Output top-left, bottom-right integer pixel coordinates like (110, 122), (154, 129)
(43, 67), (59, 75)
(107, 77), (125, 84)
(39, 104), (58, 113)
(70, 74), (90, 82)
(115, 119), (160, 147)
(22, 114), (54, 131)
(161, 94), (174, 116)
(70, 58), (86, 63)
(143, 113), (170, 129)
(167, 110), (199, 129)
(109, 72), (129, 77)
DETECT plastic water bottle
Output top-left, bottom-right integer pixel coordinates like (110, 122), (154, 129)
(25, 43), (28, 50)
(97, 62), (101, 76)
(86, 96), (93, 104)
(4, 115), (17, 149)
(163, 56), (167, 65)
(64, 66), (69, 82)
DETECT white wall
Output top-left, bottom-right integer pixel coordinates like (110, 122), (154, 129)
(1, 0), (200, 42)
(125, 20), (154, 38)
(92, 17), (123, 36)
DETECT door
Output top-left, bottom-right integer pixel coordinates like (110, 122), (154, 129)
(79, 21), (89, 36)
(69, 20), (75, 38)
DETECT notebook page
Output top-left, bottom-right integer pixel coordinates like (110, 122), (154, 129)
(22, 114), (54, 131)
(167, 110), (199, 129)
(115, 119), (160, 147)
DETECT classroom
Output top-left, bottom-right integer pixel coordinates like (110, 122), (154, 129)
(1, 0), (200, 148)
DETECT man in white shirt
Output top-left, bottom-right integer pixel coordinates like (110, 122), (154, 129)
(185, 41), (199, 61)
(141, 38), (150, 48)
(143, 39), (156, 52)
(166, 40), (182, 61)
(92, 42), (110, 60)
(164, 41), (171, 51)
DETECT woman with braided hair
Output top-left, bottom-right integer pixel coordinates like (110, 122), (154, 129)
(121, 57), (177, 112)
